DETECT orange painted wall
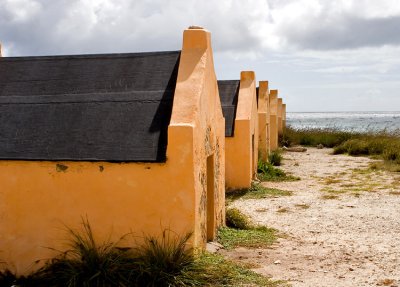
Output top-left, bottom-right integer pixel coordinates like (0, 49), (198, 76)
(282, 103), (287, 133)
(257, 81), (269, 162)
(269, 90), (279, 151)
(278, 98), (283, 135)
(225, 71), (258, 189)
(0, 28), (225, 274)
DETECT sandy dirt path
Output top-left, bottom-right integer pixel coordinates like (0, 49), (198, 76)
(222, 148), (400, 287)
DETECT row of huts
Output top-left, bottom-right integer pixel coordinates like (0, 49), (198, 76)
(0, 27), (287, 272)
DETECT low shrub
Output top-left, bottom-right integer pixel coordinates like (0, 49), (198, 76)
(226, 208), (252, 230)
(268, 150), (283, 166)
(334, 139), (369, 156)
(37, 218), (135, 287)
(285, 126), (400, 169)
(257, 161), (300, 182)
(283, 127), (354, 148)
(383, 146), (400, 163)
(0, 219), (285, 287)
(258, 160), (285, 177)
(0, 269), (17, 286)
(134, 231), (195, 287)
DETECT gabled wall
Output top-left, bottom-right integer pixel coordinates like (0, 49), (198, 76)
(225, 71), (258, 189)
(169, 27), (225, 246)
(0, 28), (225, 273)
(269, 90), (279, 151)
(257, 81), (269, 162)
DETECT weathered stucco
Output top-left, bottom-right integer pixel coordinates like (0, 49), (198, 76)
(269, 90), (279, 151)
(282, 103), (287, 133)
(257, 81), (269, 162)
(278, 98), (283, 135)
(225, 71), (258, 189)
(0, 28), (225, 273)
(170, 27), (226, 246)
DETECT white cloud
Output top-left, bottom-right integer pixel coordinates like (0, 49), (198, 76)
(1, 0), (400, 111)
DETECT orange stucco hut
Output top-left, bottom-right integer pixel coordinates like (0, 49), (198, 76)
(278, 98), (283, 135)
(0, 27), (225, 272)
(257, 81), (270, 162)
(282, 103), (287, 132)
(218, 72), (258, 190)
(269, 89), (279, 151)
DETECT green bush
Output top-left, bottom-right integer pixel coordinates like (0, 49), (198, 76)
(268, 150), (282, 166)
(225, 208), (252, 230)
(335, 139), (369, 156)
(383, 146), (400, 163)
(258, 161), (285, 177)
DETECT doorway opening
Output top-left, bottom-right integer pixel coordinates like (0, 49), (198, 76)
(206, 154), (215, 241)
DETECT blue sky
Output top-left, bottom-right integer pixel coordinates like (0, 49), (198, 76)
(1, 0), (400, 111)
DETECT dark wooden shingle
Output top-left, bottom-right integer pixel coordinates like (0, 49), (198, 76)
(217, 80), (239, 137)
(0, 51), (180, 162)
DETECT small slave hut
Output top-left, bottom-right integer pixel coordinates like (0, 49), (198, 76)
(257, 81), (270, 162)
(0, 27), (225, 272)
(218, 71), (258, 189)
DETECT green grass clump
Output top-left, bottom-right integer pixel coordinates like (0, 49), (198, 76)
(188, 252), (285, 287)
(0, 269), (15, 286)
(133, 231), (195, 287)
(268, 150), (283, 166)
(218, 226), (277, 249)
(0, 218), (284, 287)
(37, 218), (136, 287)
(226, 183), (293, 203)
(226, 208), (253, 230)
(220, 208), (278, 250)
(258, 161), (300, 182)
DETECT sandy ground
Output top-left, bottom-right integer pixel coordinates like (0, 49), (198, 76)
(222, 148), (400, 287)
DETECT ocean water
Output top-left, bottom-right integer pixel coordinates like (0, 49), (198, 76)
(286, 112), (400, 133)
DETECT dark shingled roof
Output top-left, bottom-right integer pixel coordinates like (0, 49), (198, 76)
(217, 80), (239, 137)
(256, 87), (259, 104)
(0, 51), (181, 162)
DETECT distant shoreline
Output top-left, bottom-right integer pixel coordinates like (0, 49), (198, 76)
(286, 111), (400, 133)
